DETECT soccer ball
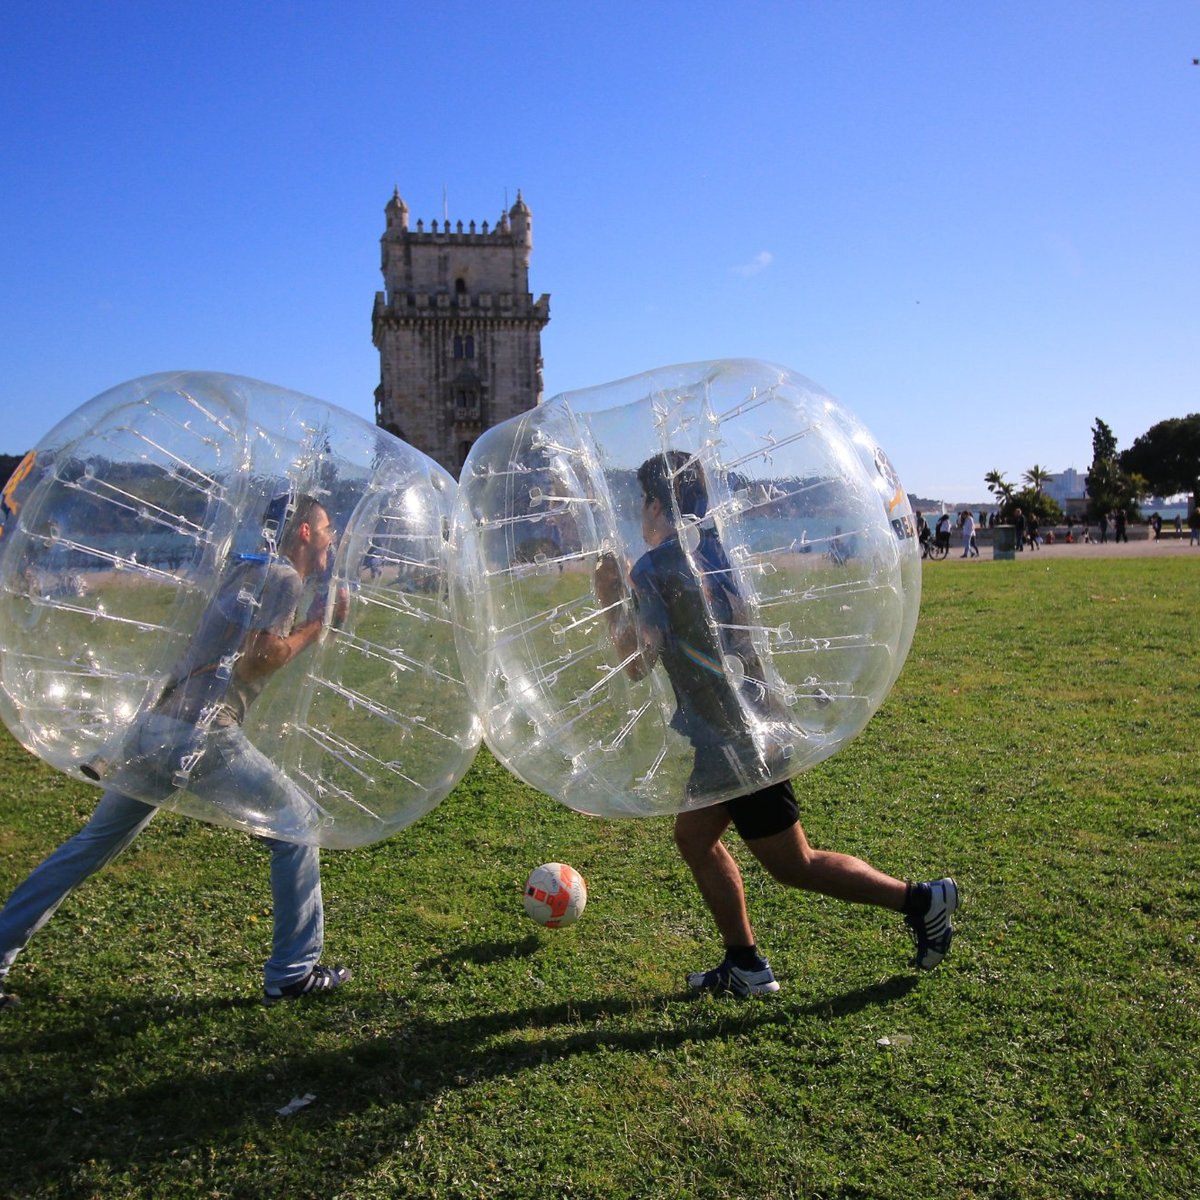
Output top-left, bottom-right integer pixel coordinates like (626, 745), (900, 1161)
(523, 862), (587, 928)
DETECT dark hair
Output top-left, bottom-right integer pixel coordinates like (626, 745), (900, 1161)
(263, 492), (326, 551)
(636, 450), (708, 520)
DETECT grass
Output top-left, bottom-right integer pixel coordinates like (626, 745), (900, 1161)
(1, 555), (1198, 1199)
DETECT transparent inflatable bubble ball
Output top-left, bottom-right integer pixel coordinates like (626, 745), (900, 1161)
(449, 359), (919, 820)
(0, 371), (480, 848)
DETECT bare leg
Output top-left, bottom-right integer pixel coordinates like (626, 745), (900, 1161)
(746, 822), (907, 911)
(674, 807), (755, 946)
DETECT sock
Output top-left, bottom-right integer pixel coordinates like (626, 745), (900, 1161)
(902, 882), (931, 918)
(725, 944), (765, 971)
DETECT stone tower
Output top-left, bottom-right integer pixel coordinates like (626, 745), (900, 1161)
(372, 189), (551, 474)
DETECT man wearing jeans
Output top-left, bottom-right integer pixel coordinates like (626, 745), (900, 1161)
(0, 495), (351, 1009)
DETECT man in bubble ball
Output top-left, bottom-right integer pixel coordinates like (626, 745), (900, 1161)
(594, 450), (957, 995)
(0, 495), (351, 1010)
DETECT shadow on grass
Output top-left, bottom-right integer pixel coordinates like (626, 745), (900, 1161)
(414, 932), (542, 971)
(5, 962), (920, 1193)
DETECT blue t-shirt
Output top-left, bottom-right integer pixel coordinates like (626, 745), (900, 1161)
(629, 528), (770, 749)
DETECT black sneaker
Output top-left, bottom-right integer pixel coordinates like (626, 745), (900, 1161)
(906, 878), (958, 970)
(687, 957), (780, 996)
(262, 964), (351, 1005)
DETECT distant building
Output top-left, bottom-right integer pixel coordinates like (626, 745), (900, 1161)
(1046, 467), (1085, 509)
(372, 189), (551, 475)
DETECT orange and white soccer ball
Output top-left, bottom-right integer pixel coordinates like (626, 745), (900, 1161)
(523, 862), (587, 928)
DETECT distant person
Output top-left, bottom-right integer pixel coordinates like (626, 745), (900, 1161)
(934, 512), (951, 554)
(594, 450), (958, 994)
(1114, 509), (1127, 543)
(960, 511), (977, 558)
(916, 512), (933, 558)
(1151, 513), (1162, 541)
(1012, 508), (1026, 551)
(1027, 514), (1040, 550)
(1174, 515), (1183, 536)
(1190, 509), (1200, 547)
(1098, 511), (1109, 543)
(0, 495), (352, 1011)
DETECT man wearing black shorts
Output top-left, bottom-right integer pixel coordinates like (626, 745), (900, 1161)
(595, 451), (957, 995)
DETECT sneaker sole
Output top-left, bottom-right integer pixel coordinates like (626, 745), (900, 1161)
(687, 972), (780, 996)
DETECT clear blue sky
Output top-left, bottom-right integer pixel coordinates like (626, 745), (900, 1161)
(2, 1), (1196, 501)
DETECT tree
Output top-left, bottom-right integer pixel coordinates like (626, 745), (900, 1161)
(1119, 414), (1200, 499)
(1086, 417), (1143, 521)
(1022, 464), (1051, 495)
(1009, 486), (1063, 526)
(0, 454), (24, 487)
(1086, 456), (1144, 522)
(1091, 418), (1118, 464)
(984, 469), (1014, 506)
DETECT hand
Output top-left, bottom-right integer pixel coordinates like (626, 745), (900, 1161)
(331, 586), (349, 628)
(593, 552), (626, 606)
(307, 586), (350, 628)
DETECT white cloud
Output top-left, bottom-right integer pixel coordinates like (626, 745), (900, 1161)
(731, 251), (773, 278)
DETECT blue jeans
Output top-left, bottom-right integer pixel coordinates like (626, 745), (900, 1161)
(0, 720), (324, 991)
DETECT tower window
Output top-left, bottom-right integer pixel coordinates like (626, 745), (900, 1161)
(465, 335), (475, 358)
(453, 335), (463, 359)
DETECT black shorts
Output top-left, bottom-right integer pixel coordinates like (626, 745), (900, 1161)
(722, 779), (800, 840)
(687, 744), (800, 841)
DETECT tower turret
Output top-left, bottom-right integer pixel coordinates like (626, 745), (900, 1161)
(509, 190), (532, 255)
(385, 188), (409, 233)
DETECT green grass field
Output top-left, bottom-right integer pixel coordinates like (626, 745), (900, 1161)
(1, 556), (1197, 1199)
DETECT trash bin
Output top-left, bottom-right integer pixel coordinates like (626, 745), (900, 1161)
(993, 524), (1016, 561)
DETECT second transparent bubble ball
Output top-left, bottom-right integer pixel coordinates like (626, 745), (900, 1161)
(450, 359), (921, 819)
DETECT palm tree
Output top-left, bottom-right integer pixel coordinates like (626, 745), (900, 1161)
(1023, 464), (1051, 495)
(984, 469), (1013, 504)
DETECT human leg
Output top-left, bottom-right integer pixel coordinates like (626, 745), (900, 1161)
(189, 728), (346, 999)
(745, 821), (908, 909)
(747, 825), (958, 970)
(0, 789), (158, 984)
(187, 725), (332, 844)
(674, 805), (753, 948)
(261, 837), (324, 991)
(728, 789), (957, 970)
(674, 805), (783, 995)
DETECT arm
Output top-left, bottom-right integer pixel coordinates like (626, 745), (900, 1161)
(236, 618), (324, 682)
(594, 552), (659, 681)
(236, 586), (349, 683)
